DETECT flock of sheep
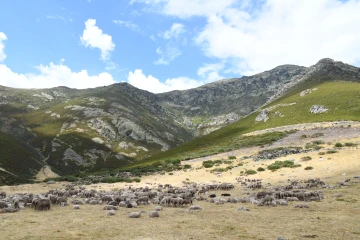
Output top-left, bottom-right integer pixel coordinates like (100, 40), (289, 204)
(0, 176), (354, 218)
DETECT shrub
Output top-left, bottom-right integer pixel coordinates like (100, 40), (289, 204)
(267, 160), (300, 171)
(223, 160), (232, 165)
(202, 160), (215, 168)
(326, 149), (338, 154)
(245, 169), (257, 175)
(237, 163), (244, 167)
(301, 156), (312, 161)
(312, 140), (325, 145)
(345, 142), (358, 147)
(318, 152), (326, 155)
(257, 167), (266, 172)
(228, 156), (237, 160)
(334, 143), (343, 148)
(183, 164), (192, 169)
(311, 132), (324, 138)
(168, 172), (173, 175)
(305, 166), (314, 170)
(300, 134), (308, 139)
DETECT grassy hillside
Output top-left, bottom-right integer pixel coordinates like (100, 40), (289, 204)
(126, 81), (360, 168)
(0, 131), (43, 185)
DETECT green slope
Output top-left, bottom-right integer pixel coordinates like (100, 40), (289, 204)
(126, 81), (360, 168)
(0, 131), (43, 185)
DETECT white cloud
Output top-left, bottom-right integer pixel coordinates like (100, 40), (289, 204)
(0, 62), (116, 89)
(46, 15), (73, 23)
(113, 20), (142, 33)
(136, 0), (360, 75)
(80, 19), (115, 62)
(0, 32), (7, 62)
(162, 23), (185, 39)
(195, 0), (360, 75)
(132, 0), (237, 18)
(127, 69), (202, 93)
(154, 44), (181, 65)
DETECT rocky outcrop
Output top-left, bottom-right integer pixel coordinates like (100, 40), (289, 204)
(255, 110), (269, 122)
(300, 89), (311, 97)
(310, 105), (328, 114)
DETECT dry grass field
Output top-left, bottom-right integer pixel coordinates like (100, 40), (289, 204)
(1, 130), (360, 240)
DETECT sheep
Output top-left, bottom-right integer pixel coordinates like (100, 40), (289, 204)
(154, 206), (162, 211)
(148, 211), (160, 218)
(72, 205), (80, 210)
(103, 205), (119, 210)
(128, 211), (147, 218)
(189, 205), (204, 211)
(107, 210), (116, 216)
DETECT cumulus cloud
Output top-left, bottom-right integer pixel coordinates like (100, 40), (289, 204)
(127, 69), (202, 93)
(135, 0), (360, 75)
(80, 19), (115, 62)
(132, 0), (237, 18)
(0, 62), (116, 89)
(0, 32), (7, 62)
(154, 44), (182, 65)
(162, 23), (185, 39)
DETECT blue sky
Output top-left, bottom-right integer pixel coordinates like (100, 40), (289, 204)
(0, 0), (360, 92)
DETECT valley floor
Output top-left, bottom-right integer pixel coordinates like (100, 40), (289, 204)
(1, 125), (360, 239)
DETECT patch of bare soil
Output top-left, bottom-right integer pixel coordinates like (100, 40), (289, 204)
(35, 165), (59, 181)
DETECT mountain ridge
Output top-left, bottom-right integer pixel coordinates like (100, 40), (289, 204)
(1, 58), (359, 183)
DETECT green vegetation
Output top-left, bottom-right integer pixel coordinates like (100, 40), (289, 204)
(305, 166), (314, 170)
(125, 81), (360, 170)
(334, 142), (343, 148)
(229, 156), (237, 160)
(326, 149), (338, 154)
(257, 167), (266, 172)
(267, 160), (301, 171)
(301, 156), (312, 161)
(245, 169), (257, 175)
(344, 142), (358, 147)
(0, 132), (43, 185)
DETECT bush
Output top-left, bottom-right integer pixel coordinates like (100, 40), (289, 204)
(300, 134), (308, 139)
(326, 149), (338, 154)
(334, 143), (343, 148)
(344, 142), (358, 147)
(311, 132), (324, 138)
(312, 140), (325, 145)
(318, 152), (326, 155)
(305, 166), (314, 170)
(237, 163), (244, 167)
(257, 167), (266, 172)
(301, 156), (312, 161)
(245, 169), (257, 175)
(267, 160), (300, 171)
(228, 156), (237, 160)
(202, 160), (215, 168)
(183, 164), (192, 169)
(223, 160), (232, 165)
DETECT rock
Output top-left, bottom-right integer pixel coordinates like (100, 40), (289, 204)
(255, 110), (269, 122)
(46, 180), (56, 184)
(300, 89), (312, 96)
(92, 137), (104, 144)
(310, 105), (328, 114)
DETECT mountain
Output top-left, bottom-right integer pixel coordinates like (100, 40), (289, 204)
(1, 58), (359, 183)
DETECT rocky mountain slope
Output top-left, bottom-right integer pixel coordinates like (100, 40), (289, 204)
(1, 58), (359, 182)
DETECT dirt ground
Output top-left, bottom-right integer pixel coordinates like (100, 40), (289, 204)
(1, 125), (360, 239)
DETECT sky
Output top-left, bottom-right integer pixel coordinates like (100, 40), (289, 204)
(0, 0), (360, 93)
